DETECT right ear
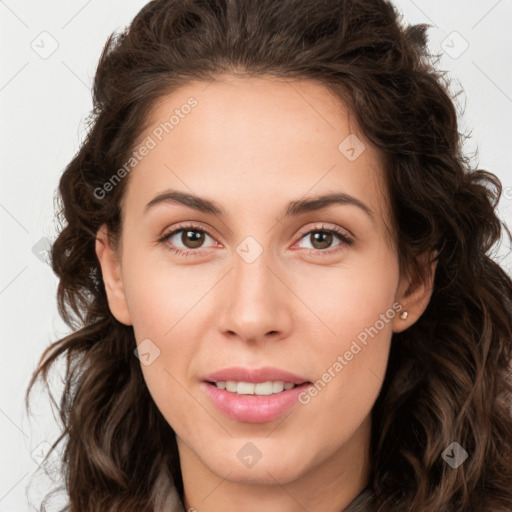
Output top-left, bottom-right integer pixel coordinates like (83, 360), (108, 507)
(95, 224), (133, 326)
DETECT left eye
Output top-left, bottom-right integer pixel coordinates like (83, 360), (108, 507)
(296, 228), (351, 251)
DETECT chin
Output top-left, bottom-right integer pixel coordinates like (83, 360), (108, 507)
(203, 445), (310, 485)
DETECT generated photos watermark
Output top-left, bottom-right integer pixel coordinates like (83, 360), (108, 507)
(297, 301), (403, 405)
(93, 96), (198, 200)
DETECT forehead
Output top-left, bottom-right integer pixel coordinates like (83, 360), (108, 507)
(123, 75), (389, 227)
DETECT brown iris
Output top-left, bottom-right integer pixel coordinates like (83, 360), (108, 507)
(181, 229), (205, 249)
(309, 231), (333, 250)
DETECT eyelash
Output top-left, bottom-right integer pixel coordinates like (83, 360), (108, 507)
(158, 222), (354, 257)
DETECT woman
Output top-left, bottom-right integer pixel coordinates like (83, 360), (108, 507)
(26, 0), (512, 511)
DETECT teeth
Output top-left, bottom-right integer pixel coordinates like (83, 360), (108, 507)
(215, 381), (297, 395)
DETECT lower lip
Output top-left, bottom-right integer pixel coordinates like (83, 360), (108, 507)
(202, 381), (311, 423)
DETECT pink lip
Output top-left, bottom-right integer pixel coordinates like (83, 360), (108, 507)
(201, 366), (312, 423)
(201, 381), (311, 423)
(201, 366), (310, 385)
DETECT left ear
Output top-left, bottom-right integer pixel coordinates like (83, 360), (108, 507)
(393, 251), (437, 333)
(95, 223), (133, 326)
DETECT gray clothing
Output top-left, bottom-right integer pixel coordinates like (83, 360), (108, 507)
(343, 487), (374, 512)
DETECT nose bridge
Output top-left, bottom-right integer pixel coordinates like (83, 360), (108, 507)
(216, 236), (291, 340)
(232, 241), (275, 311)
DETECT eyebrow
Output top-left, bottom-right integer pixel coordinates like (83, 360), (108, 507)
(144, 189), (375, 222)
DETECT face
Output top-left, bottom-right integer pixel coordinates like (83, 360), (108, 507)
(95, 75), (433, 504)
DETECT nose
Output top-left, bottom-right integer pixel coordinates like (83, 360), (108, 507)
(216, 245), (293, 344)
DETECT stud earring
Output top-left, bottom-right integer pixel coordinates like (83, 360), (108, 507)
(400, 311), (408, 320)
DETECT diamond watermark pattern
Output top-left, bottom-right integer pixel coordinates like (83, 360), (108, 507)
(441, 441), (468, 468)
(236, 442), (263, 468)
(30, 31), (59, 59)
(30, 441), (52, 466)
(338, 134), (366, 161)
(134, 338), (161, 366)
(236, 236), (263, 264)
(31, 237), (52, 265)
(441, 31), (469, 59)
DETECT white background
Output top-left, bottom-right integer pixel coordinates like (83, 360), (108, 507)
(1, 1), (512, 510)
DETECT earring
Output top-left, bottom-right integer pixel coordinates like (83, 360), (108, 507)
(400, 311), (408, 320)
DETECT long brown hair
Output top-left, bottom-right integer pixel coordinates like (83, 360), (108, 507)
(26, 0), (512, 510)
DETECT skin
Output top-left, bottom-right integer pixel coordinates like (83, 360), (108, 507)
(95, 75), (435, 512)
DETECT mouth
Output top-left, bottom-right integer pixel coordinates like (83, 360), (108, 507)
(202, 380), (313, 423)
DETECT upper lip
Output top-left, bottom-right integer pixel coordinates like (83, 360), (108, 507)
(202, 366), (311, 385)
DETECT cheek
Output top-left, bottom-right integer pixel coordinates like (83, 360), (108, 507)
(122, 251), (203, 338)
(120, 254), (203, 420)
(301, 320), (392, 446)
(291, 245), (399, 340)
(292, 247), (397, 415)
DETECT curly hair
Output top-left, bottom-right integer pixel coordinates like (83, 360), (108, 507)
(26, 0), (512, 511)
